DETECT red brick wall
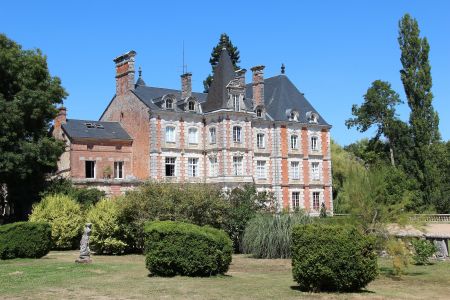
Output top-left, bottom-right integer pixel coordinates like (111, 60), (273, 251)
(280, 125), (289, 209)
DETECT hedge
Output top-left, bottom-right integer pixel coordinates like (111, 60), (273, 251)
(292, 223), (378, 292)
(144, 221), (232, 276)
(0, 222), (52, 259)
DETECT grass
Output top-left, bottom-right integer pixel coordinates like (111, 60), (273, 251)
(1, 251), (450, 299)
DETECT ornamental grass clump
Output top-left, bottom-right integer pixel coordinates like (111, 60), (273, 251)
(292, 223), (378, 292)
(144, 221), (232, 277)
(242, 212), (310, 259)
(0, 222), (52, 259)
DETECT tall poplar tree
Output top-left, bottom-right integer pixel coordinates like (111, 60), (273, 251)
(203, 33), (240, 92)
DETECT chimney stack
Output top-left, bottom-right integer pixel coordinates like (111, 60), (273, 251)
(113, 51), (136, 96)
(181, 73), (192, 99)
(236, 69), (247, 86)
(250, 65), (265, 107)
(53, 106), (67, 140)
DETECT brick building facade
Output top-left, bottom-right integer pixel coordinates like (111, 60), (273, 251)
(54, 47), (333, 214)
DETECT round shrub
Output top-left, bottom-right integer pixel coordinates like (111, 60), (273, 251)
(144, 221), (232, 277)
(29, 194), (84, 249)
(242, 213), (310, 258)
(86, 198), (127, 255)
(0, 222), (52, 259)
(292, 223), (378, 292)
(411, 238), (437, 265)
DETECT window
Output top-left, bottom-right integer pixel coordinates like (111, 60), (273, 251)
(233, 94), (240, 111)
(85, 161), (95, 179)
(311, 136), (318, 151)
(165, 157), (176, 177)
(165, 126), (175, 143)
(188, 128), (198, 144)
(311, 162), (320, 181)
(209, 127), (216, 144)
(291, 161), (300, 180)
(313, 192), (320, 211)
(256, 160), (266, 179)
(256, 109), (262, 117)
(188, 101), (195, 111)
(256, 133), (265, 148)
(165, 99), (173, 109)
(114, 161), (124, 179)
(233, 126), (241, 143)
(290, 135), (298, 149)
(188, 158), (198, 177)
(233, 156), (243, 176)
(209, 157), (218, 177)
(292, 192), (300, 210)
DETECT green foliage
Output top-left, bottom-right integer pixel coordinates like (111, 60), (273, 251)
(0, 221), (52, 259)
(223, 184), (273, 253)
(0, 34), (67, 220)
(144, 221), (232, 277)
(411, 239), (436, 265)
(292, 223), (378, 292)
(86, 199), (127, 255)
(386, 239), (410, 276)
(29, 194), (83, 249)
(242, 213), (310, 259)
(117, 182), (229, 252)
(319, 202), (327, 218)
(203, 33), (240, 92)
(42, 177), (105, 207)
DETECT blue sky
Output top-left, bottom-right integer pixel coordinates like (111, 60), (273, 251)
(1, 0), (448, 146)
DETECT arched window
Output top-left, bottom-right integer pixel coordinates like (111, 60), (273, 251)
(165, 126), (175, 143)
(256, 108), (262, 118)
(188, 101), (195, 111)
(233, 126), (241, 143)
(209, 127), (216, 144)
(188, 128), (198, 144)
(311, 136), (318, 151)
(256, 133), (265, 148)
(290, 135), (298, 149)
(165, 98), (173, 109)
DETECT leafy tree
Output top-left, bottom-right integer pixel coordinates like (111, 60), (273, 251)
(0, 34), (67, 221)
(203, 33), (240, 92)
(346, 80), (404, 166)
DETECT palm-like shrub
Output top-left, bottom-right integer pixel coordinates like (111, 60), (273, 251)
(29, 194), (83, 249)
(86, 198), (127, 255)
(242, 213), (310, 258)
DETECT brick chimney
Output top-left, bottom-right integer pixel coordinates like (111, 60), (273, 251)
(181, 72), (192, 99)
(236, 69), (247, 86)
(53, 106), (67, 140)
(250, 65), (265, 107)
(113, 51), (136, 96)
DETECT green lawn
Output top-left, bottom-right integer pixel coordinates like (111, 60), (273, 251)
(1, 251), (449, 299)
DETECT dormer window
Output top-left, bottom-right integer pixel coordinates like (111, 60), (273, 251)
(188, 101), (195, 111)
(307, 111), (319, 124)
(256, 108), (262, 118)
(290, 111), (299, 121)
(166, 99), (173, 109)
(233, 94), (240, 111)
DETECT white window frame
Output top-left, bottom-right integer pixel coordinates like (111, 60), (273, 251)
(233, 126), (241, 143)
(256, 160), (266, 179)
(256, 108), (262, 118)
(209, 127), (216, 144)
(311, 136), (318, 151)
(292, 192), (301, 210)
(256, 133), (265, 148)
(291, 161), (300, 180)
(311, 162), (320, 181)
(233, 94), (240, 111)
(290, 135), (298, 150)
(165, 157), (176, 177)
(233, 156), (243, 176)
(188, 158), (198, 177)
(188, 101), (195, 111)
(114, 161), (124, 179)
(165, 98), (173, 109)
(209, 157), (218, 177)
(165, 126), (176, 143)
(188, 127), (198, 144)
(312, 191), (320, 211)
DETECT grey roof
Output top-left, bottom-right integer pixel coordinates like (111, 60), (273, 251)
(246, 75), (329, 126)
(62, 119), (132, 141)
(202, 48), (236, 112)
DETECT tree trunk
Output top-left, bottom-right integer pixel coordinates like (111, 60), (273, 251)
(389, 146), (396, 167)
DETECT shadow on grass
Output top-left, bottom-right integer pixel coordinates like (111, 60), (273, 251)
(379, 266), (425, 280)
(289, 285), (375, 294)
(147, 273), (232, 278)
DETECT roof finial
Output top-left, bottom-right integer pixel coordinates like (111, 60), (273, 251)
(221, 34), (227, 50)
(281, 63), (285, 75)
(138, 66), (142, 78)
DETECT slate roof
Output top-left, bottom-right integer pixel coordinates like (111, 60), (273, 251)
(202, 48), (236, 112)
(245, 75), (329, 126)
(62, 119), (132, 141)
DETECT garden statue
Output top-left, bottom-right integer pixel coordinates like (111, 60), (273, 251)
(76, 223), (92, 263)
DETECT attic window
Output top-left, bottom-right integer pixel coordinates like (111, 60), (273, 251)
(166, 99), (173, 109)
(290, 111), (299, 121)
(188, 101), (195, 111)
(256, 109), (262, 118)
(307, 111), (319, 124)
(84, 122), (104, 129)
(95, 124), (104, 129)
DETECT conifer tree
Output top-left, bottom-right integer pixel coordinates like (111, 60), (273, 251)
(203, 33), (240, 92)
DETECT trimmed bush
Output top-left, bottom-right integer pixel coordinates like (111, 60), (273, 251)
(411, 238), (436, 265)
(29, 194), (84, 249)
(292, 223), (378, 292)
(242, 213), (310, 258)
(86, 198), (127, 255)
(0, 222), (52, 259)
(144, 221), (232, 276)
